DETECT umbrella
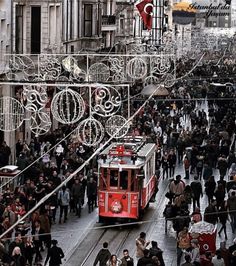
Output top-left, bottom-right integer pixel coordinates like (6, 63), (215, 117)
(141, 84), (169, 96)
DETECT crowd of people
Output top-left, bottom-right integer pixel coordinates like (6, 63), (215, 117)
(93, 232), (165, 266)
(0, 45), (235, 266)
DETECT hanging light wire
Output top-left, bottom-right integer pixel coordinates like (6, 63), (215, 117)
(0, 82), (163, 240)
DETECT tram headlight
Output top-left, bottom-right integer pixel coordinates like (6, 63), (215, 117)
(110, 200), (122, 213)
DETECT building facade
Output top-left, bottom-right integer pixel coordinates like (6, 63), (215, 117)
(0, 0), (11, 75)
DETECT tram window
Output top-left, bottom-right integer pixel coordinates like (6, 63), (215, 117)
(100, 168), (108, 190)
(131, 170), (136, 191)
(110, 170), (119, 187)
(120, 171), (128, 190)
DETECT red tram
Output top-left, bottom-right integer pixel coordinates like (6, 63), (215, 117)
(97, 137), (158, 222)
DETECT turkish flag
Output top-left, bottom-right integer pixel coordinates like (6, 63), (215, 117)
(136, 0), (153, 30)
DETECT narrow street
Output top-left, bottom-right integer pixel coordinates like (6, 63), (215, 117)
(51, 167), (235, 265)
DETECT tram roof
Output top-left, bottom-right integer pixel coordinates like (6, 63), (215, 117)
(99, 141), (155, 159)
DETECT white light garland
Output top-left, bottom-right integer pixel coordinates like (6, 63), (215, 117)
(51, 88), (85, 124)
(105, 115), (129, 139)
(0, 97), (25, 131)
(127, 57), (147, 79)
(91, 85), (121, 117)
(30, 111), (52, 137)
(88, 63), (110, 82)
(76, 117), (105, 147)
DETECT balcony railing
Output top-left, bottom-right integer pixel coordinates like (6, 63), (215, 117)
(101, 15), (116, 25)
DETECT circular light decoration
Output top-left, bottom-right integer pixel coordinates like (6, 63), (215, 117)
(0, 97), (24, 132)
(164, 73), (176, 88)
(88, 63), (110, 82)
(76, 117), (104, 147)
(127, 57), (147, 79)
(51, 88), (85, 124)
(144, 75), (160, 86)
(30, 111), (51, 137)
(91, 85), (121, 117)
(105, 115), (129, 139)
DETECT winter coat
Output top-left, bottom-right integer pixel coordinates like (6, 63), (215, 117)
(149, 247), (165, 266)
(58, 190), (70, 206)
(93, 248), (111, 266)
(190, 181), (203, 198)
(137, 256), (154, 266)
(120, 256), (134, 266)
(45, 246), (64, 266)
(71, 183), (84, 200)
(204, 205), (218, 224)
(10, 255), (26, 266)
(227, 195), (236, 211)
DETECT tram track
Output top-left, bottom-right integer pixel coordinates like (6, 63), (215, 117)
(65, 178), (170, 265)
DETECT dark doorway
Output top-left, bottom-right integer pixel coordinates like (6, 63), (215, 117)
(31, 6), (41, 54)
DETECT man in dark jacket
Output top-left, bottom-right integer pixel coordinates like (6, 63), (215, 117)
(87, 177), (97, 213)
(190, 176), (203, 211)
(93, 242), (111, 266)
(44, 239), (64, 266)
(120, 249), (134, 266)
(149, 241), (165, 266)
(137, 249), (154, 266)
(227, 191), (236, 233)
(71, 179), (84, 217)
(204, 200), (218, 225)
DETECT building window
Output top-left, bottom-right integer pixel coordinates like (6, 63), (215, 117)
(15, 5), (23, 54)
(31, 6), (41, 54)
(84, 4), (92, 37)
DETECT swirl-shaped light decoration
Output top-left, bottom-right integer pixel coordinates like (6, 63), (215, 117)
(109, 57), (125, 82)
(91, 85), (121, 117)
(0, 97), (25, 131)
(23, 85), (48, 112)
(30, 111), (52, 137)
(151, 56), (172, 75)
(76, 117), (105, 147)
(127, 57), (147, 79)
(105, 115), (129, 139)
(88, 63), (110, 82)
(51, 88), (85, 124)
(39, 56), (62, 80)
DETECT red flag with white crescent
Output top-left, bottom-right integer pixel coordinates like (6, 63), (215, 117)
(136, 0), (153, 30)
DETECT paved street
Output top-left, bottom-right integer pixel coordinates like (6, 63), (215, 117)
(49, 163), (235, 266)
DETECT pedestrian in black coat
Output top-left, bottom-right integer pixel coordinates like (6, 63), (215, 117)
(204, 200), (218, 225)
(190, 176), (203, 211)
(87, 177), (97, 213)
(205, 176), (216, 204)
(214, 184), (225, 210)
(44, 239), (64, 266)
(218, 202), (228, 240)
(149, 241), (165, 266)
(24, 237), (35, 266)
(93, 242), (111, 266)
(137, 249), (154, 266)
